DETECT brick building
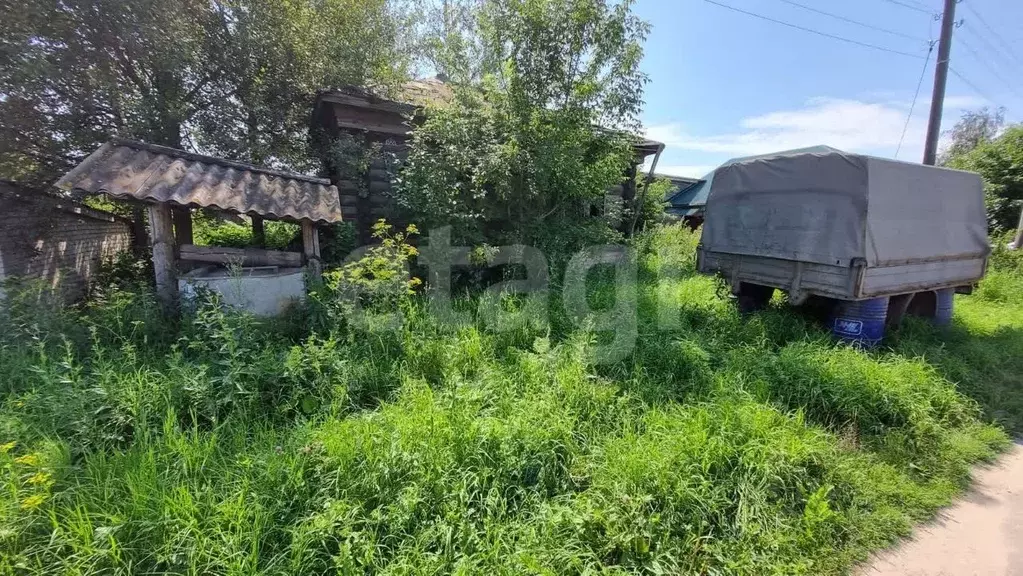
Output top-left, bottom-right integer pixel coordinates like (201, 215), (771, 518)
(0, 181), (132, 302)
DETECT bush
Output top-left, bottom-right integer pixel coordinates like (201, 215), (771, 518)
(192, 212), (300, 251)
(634, 176), (676, 232)
(320, 219), (421, 317)
(319, 222), (358, 267)
(945, 124), (1023, 233)
(972, 232), (1023, 303)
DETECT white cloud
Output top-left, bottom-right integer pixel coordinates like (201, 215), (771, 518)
(644, 95), (987, 161)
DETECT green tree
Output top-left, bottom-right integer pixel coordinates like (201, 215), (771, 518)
(940, 107), (1005, 165)
(192, 0), (417, 169)
(637, 176), (675, 230)
(0, 0), (221, 183)
(397, 0), (649, 253)
(946, 124), (1023, 233)
(0, 0), (416, 185)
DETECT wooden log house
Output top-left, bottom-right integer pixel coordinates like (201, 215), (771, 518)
(311, 78), (664, 241)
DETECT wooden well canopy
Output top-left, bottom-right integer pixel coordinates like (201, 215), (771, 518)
(55, 139), (343, 307)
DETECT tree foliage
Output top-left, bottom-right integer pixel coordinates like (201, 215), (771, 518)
(0, 0), (416, 185)
(940, 107), (1005, 165)
(947, 124), (1023, 233)
(397, 0), (649, 251)
(637, 176), (675, 229)
(192, 0), (416, 168)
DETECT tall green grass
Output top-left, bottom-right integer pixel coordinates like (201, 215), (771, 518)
(0, 225), (1020, 574)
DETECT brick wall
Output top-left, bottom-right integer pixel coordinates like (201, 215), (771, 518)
(0, 182), (132, 302)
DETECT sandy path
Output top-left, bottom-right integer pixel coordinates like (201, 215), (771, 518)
(858, 442), (1023, 576)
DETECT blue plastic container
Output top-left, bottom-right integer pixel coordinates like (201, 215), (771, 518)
(933, 287), (955, 326)
(831, 297), (889, 347)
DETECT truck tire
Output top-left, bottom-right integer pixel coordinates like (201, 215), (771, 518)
(886, 293), (914, 326)
(906, 290), (937, 319)
(736, 283), (774, 314)
(800, 295), (838, 324)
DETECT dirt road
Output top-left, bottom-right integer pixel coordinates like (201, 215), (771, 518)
(859, 442), (1023, 576)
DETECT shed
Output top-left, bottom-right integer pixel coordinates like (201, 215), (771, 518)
(311, 83), (421, 239)
(0, 180), (131, 302)
(54, 139), (343, 310)
(654, 174), (701, 200)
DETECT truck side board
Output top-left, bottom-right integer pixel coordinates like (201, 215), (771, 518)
(861, 256), (986, 296)
(698, 249), (857, 299)
(699, 249), (987, 300)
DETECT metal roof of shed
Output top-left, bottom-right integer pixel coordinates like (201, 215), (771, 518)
(653, 174), (700, 200)
(54, 139), (343, 224)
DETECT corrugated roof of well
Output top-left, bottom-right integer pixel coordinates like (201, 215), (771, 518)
(54, 139), (343, 224)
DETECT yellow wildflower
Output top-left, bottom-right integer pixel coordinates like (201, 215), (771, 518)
(27, 472), (51, 486)
(20, 494), (46, 510)
(14, 453), (39, 466)
(0, 442), (15, 454)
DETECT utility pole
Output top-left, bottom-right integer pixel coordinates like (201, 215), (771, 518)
(923, 0), (958, 166)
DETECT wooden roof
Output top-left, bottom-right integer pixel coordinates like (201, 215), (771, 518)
(316, 78), (454, 114)
(314, 80), (664, 159)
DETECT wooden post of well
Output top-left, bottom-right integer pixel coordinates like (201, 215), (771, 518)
(149, 204), (178, 308)
(301, 220), (322, 278)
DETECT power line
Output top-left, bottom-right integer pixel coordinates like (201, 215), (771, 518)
(960, 22), (1022, 75)
(956, 18), (1023, 101)
(948, 66), (1002, 106)
(896, 41), (936, 158)
(961, 1), (1023, 70)
(955, 36), (1023, 101)
(880, 0), (935, 15)
(898, 0), (934, 10)
(774, 0), (927, 42)
(702, 0), (929, 60)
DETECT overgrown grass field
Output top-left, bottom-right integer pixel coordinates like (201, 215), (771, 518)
(1, 226), (1021, 575)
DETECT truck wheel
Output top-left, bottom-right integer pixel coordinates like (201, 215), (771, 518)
(800, 295), (838, 324)
(736, 283), (774, 314)
(886, 293), (914, 326)
(906, 290), (937, 319)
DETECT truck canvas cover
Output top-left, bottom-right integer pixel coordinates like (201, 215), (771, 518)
(700, 148), (989, 268)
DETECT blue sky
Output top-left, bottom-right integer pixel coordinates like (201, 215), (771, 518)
(635, 0), (1023, 177)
